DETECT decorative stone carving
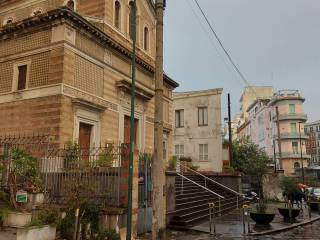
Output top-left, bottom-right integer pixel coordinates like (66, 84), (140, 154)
(62, 85), (118, 111)
(104, 50), (112, 65)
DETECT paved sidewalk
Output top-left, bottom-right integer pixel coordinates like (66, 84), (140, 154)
(192, 202), (319, 237)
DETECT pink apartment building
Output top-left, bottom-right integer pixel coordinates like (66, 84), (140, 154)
(239, 90), (309, 175)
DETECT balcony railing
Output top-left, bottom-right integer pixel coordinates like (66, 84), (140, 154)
(276, 152), (311, 159)
(273, 113), (307, 121)
(274, 132), (309, 140)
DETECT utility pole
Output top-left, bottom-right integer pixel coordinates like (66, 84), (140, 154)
(153, 0), (166, 239)
(126, 1), (136, 239)
(276, 106), (282, 170)
(228, 93), (233, 167)
(273, 139), (277, 173)
(298, 122), (305, 184)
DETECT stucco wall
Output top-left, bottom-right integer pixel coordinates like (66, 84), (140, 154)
(173, 89), (223, 172)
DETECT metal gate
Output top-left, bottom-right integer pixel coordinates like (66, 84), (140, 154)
(137, 153), (152, 234)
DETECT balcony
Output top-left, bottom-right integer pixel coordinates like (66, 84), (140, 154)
(274, 132), (309, 140)
(276, 152), (311, 159)
(273, 113), (308, 122)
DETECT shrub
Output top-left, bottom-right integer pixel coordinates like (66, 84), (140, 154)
(98, 229), (120, 240)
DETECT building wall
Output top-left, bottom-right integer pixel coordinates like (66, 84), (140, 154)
(173, 89), (223, 172)
(240, 86), (273, 120)
(305, 121), (320, 166)
(0, 2), (176, 160)
(242, 90), (310, 175)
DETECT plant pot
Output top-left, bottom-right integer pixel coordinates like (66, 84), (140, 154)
(17, 225), (56, 240)
(3, 211), (32, 227)
(250, 212), (275, 225)
(309, 202), (320, 211)
(278, 208), (301, 220)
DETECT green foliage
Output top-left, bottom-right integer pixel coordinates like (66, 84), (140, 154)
(64, 141), (81, 166)
(255, 199), (268, 213)
(232, 139), (270, 196)
(11, 149), (42, 192)
(58, 212), (74, 239)
(168, 156), (177, 170)
(80, 201), (102, 234)
(223, 165), (235, 174)
(27, 207), (61, 228)
(37, 207), (61, 226)
(0, 208), (9, 226)
(98, 229), (120, 240)
(97, 146), (115, 167)
(190, 165), (200, 171)
(280, 176), (298, 193)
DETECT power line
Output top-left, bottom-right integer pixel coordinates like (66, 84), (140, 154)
(186, 0), (242, 85)
(192, 0), (258, 97)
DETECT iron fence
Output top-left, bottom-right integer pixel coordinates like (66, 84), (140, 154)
(0, 134), (127, 208)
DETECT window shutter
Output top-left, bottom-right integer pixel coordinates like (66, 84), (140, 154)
(17, 65), (27, 90)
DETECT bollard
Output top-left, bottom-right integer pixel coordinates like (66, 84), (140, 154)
(308, 202), (311, 220)
(288, 200), (293, 224)
(208, 202), (216, 235)
(73, 208), (80, 240)
(247, 207), (251, 234)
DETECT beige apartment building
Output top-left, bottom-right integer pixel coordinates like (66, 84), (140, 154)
(239, 86), (273, 120)
(173, 89), (223, 172)
(0, 0), (178, 155)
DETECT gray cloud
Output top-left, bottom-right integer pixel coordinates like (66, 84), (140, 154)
(164, 0), (320, 122)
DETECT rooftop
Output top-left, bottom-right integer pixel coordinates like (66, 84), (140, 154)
(173, 88), (223, 99)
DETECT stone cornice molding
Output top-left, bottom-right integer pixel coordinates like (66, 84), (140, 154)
(0, 6), (178, 88)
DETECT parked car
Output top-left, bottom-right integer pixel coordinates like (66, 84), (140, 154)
(309, 188), (320, 202)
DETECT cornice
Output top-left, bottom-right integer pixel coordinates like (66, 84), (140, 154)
(0, 6), (178, 88)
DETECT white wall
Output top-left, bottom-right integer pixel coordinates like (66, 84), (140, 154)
(173, 89), (223, 172)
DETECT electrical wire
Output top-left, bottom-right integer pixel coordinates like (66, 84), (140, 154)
(192, 0), (258, 98)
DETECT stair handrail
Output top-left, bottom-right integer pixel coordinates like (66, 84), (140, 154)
(182, 165), (243, 196)
(176, 172), (225, 199)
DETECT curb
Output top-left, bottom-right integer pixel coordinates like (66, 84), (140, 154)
(248, 216), (320, 236)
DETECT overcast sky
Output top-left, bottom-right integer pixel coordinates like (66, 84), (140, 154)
(163, 0), (320, 122)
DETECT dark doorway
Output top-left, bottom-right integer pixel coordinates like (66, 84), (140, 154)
(79, 122), (92, 149)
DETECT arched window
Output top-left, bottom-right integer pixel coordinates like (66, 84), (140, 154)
(294, 162), (300, 169)
(129, 1), (135, 40)
(143, 26), (149, 51)
(66, 0), (75, 10)
(114, 1), (121, 29)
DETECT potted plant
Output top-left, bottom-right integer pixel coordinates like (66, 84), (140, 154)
(250, 199), (275, 225)
(97, 145), (115, 170)
(278, 177), (302, 221)
(167, 156), (177, 171)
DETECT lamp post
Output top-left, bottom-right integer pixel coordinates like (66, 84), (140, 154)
(298, 121), (305, 184)
(126, 1), (137, 239)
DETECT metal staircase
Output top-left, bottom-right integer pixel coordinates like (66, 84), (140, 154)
(168, 166), (244, 228)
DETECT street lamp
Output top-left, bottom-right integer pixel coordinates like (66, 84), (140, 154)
(298, 121), (305, 184)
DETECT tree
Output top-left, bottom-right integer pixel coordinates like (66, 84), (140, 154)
(233, 138), (270, 197)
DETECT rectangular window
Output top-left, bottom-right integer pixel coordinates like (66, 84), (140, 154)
(175, 110), (184, 128)
(199, 144), (208, 161)
(292, 142), (299, 154)
(198, 107), (208, 126)
(289, 104), (296, 114)
(290, 123), (297, 133)
(175, 144), (184, 159)
(17, 65), (27, 90)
